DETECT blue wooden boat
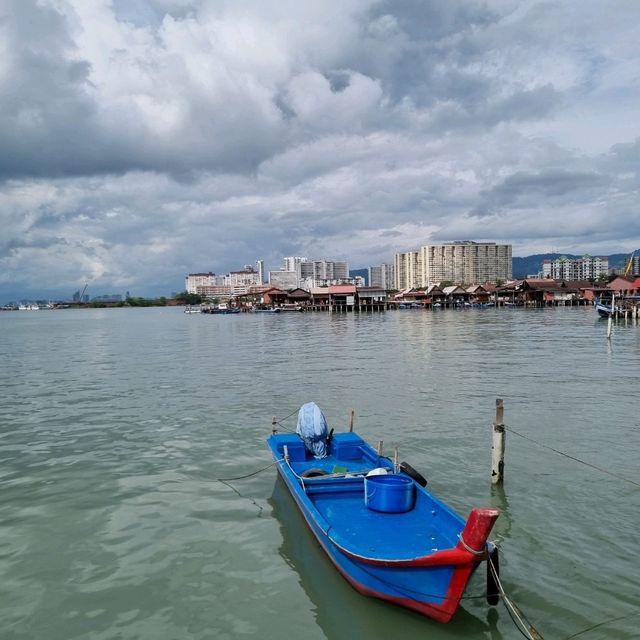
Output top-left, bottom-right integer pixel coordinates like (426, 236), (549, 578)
(267, 407), (500, 623)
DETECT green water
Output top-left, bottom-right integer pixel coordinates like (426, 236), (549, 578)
(1, 307), (638, 639)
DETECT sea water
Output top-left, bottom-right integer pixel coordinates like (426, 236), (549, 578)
(0, 306), (638, 639)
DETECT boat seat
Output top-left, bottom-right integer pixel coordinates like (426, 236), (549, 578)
(275, 435), (308, 462)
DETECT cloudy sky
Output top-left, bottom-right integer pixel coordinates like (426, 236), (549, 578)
(1, 0), (639, 300)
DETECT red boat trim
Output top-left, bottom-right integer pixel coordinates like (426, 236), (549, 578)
(327, 507), (499, 568)
(328, 541), (483, 567)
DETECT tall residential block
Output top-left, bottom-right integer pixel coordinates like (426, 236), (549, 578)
(394, 241), (512, 288)
(368, 264), (395, 289)
(419, 241), (512, 285)
(542, 255), (608, 280)
(185, 272), (216, 294)
(394, 251), (422, 289)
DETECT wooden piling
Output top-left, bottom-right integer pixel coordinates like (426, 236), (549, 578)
(348, 409), (355, 432)
(491, 399), (505, 485)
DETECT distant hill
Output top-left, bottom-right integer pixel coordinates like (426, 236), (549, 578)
(349, 268), (368, 285)
(512, 251), (636, 278)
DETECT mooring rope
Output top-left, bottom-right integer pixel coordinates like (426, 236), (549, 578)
(504, 425), (640, 488)
(271, 408), (300, 432)
(562, 610), (640, 639)
(488, 553), (544, 640)
(216, 460), (279, 482)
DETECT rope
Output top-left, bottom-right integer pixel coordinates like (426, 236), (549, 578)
(563, 610), (640, 639)
(504, 425), (640, 488)
(216, 460), (279, 482)
(271, 408), (300, 432)
(216, 460), (282, 517)
(458, 534), (486, 556)
(489, 554), (544, 640)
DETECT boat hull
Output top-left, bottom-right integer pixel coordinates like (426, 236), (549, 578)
(267, 432), (498, 623)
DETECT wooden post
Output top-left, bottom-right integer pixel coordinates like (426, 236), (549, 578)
(393, 447), (399, 474)
(491, 399), (505, 485)
(348, 409), (355, 432)
(377, 440), (383, 456)
(272, 415), (277, 434)
(607, 293), (614, 340)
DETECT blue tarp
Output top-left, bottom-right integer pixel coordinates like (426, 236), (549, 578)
(296, 402), (329, 459)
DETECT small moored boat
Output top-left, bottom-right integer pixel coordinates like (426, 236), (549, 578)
(267, 403), (500, 623)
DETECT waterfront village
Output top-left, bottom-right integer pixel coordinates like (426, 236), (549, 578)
(186, 241), (640, 313)
(5, 241), (640, 313)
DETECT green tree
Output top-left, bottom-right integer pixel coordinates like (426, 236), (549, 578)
(174, 291), (202, 305)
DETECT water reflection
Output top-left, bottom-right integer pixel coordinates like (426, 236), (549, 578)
(489, 484), (512, 545)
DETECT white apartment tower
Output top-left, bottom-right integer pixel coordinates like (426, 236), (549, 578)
(185, 272), (216, 294)
(542, 255), (608, 280)
(283, 256), (308, 273)
(394, 251), (422, 289)
(394, 241), (512, 288)
(419, 241), (512, 285)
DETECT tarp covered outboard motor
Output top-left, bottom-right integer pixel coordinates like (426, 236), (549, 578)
(296, 402), (329, 459)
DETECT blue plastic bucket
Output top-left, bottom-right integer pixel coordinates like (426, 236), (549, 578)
(364, 474), (415, 513)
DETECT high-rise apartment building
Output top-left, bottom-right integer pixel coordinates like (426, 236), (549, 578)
(255, 260), (265, 283)
(299, 259), (349, 284)
(419, 241), (512, 285)
(542, 255), (608, 280)
(394, 251), (422, 289)
(185, 272), (216, 294)
(224, 269), (261, 287)
(283, 256), (308, 272)
(394, 241), (512, 288)
(368, 264), (395, 289)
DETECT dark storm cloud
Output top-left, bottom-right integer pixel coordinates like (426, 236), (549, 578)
(482, 169), (611, 208)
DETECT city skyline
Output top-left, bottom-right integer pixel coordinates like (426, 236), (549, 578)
(2, 1), (640, 302)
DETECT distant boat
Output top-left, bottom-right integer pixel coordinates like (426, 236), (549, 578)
(205, 303), (241, 315)
(254, 307), (281, 314)
(184, 305), (202, 314)
(595, 302), (612, 318)
(279, 303), (304, 312)
(595, 300), (623, 318)
(18, 304), (40, 311)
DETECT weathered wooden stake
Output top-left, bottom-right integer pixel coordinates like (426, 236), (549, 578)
(348, 409), (355, 432)
(272, 415), (277, 433)
(377, 440), (384, 456)
(491, 399), (505, 485)
(393, 447), (399, 474)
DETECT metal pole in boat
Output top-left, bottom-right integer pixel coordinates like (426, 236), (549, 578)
(491, 399), (505, 485)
